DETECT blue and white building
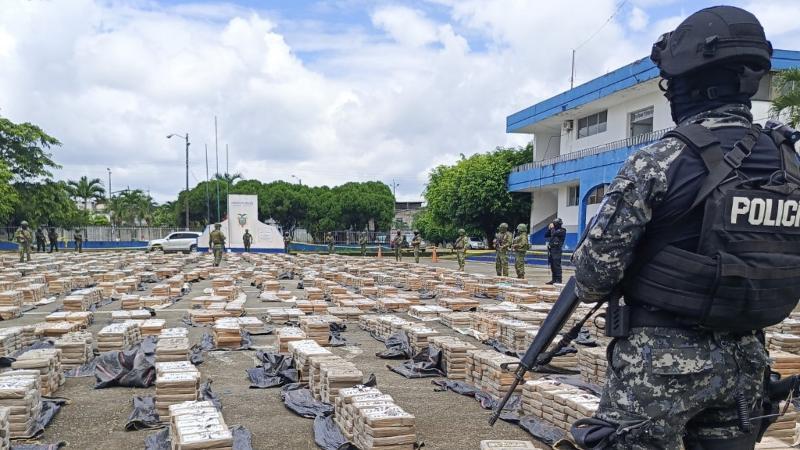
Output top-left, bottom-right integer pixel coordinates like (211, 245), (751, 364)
(507, 50), (800, 250)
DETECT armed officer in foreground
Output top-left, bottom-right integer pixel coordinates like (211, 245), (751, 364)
(570, 6), (800, 449)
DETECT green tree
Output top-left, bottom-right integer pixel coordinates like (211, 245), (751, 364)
(108, 190), (155, 226)
(12, 180), (81, 227)
(0, 161), (19, 224)
(67, 176), (106, 211)
(334, 181), (394, 231)
(89, 215), (111, 226)
(423, 145), (532, 246)
(413, 209), (458, 245)
(0, 115), (61, 180)
(252, 181), (311, 232)
(150, 202), (177, 227)
(771, 68), (800, 127)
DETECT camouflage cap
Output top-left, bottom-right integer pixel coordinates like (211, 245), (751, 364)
(499, 223), (508, 231)
(517, 223), (527, 232)
(458, 228), (465, 235)
(214, 223), (221, 229)
(413, 230), (419, 234)
(20, 221), (29, 227)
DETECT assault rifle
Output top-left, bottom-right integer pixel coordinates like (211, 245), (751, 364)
(488, 276), (609, 426)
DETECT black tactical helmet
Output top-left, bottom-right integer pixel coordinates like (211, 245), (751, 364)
(651, 6), (772, 79)
(553, 218), (563, 227)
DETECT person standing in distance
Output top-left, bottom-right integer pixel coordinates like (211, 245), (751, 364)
(391, 230), (402, 262)
(495, 223), (512, 277)
(48, 227), (58, 253)
(570, 6), (794, 449)
(73, 229), (83, 253)
(544, 218), (565, 284)
(511, 224), (530, 279)
(14, 221), (32, 263)
(242, 229), (253, 252)
(411, 230), (422, 263)
(454, 229), (467, 272)
(325, 232), (334, 254)
(283, 232), (291, 254)
(35, 227), (46, 253)
(358, 232), (368, 256)
(209, 223), (226, 267)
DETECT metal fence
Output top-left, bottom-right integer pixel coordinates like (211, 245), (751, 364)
(0, 226), (183, 243)
(291, 229), (396, 245)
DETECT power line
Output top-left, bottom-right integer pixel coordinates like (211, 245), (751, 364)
(574, 0), (629, 51)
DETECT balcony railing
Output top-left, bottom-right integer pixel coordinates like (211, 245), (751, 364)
(511, 127), (674, 172)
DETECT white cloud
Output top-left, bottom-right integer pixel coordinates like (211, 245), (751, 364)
(628, 7), (649, 32)
(0, 0), (692, 202)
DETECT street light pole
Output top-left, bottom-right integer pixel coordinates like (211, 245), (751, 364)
(107, 168), (112, 201)
(291, 174), (302, 185)
(167, 133), (191, 231)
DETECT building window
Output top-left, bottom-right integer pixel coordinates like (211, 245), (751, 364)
(629, 106), (654, 138)
(577, 110), (607, 139)
(567, 186), (579, 206)
(586, 184), (608, 204)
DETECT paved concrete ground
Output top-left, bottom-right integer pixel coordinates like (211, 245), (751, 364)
(6, 252), (573, 449)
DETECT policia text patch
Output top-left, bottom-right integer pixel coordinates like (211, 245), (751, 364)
(727, 191), (800, 231)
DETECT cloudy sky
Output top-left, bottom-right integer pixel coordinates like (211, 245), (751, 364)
(1, 0), (799, 202)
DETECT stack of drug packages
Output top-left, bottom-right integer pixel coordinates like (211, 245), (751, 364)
(111, 309), (152, 322)
(427, 336), (476, 380)
(212, 318), (241, 349)
(577, 345), (608, 387)
(465, 350), (527, 398)
(520, 379), (600, 435)
(316, 356), (363, 404)
(120, 294), (142, 310)
(480, 441), (540, 450)
(768, 350), (800, 379)
(767, 333), (800, 354)
(156, 328), (190, 363)
(402, 324), (439, 354)
(327, 307), (363, 322)
(439, 312), (473, 331)
(300, 316), (334, 346)
(96, 322), (141, 353)
(0, 291), (22, 320)
(54, 331), (93, 370)
(141, 295), (170, 309)
(408, 305), (451, 322)
(155, 361), (200, 420)
(289, 340), (332, 383)
(235, 316), (265, 334)
(0, 372), (41, 438)
(168, 400), (233, 449)
(0, 327), (37, 357)
(264, 307), (304, 324)
(11, 348), (63, 396)
(334, 385), (417, 450)
(436, 297), (480, 312)
(277, 327), (307, 353)
(33, 321), (81, 338)
(376, 297), (411, 313)
(497, 319), (539, 353)
(44, 311), (93, 329)
(762, 401), (798, 442)
(141, 319), (166, 337)
(0, 407), (8, 449)
(295, 300), (328, 315)
(191, 295), (227, 310)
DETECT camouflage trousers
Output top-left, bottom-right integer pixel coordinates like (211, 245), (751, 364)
(514, 252), (525, 278)
(456, 250), (465, 271)
(75, 240), (82, 253)
(395, 247), (401, 262)
(360, 245), (366, 256)
(18, 244), (30, 262)
(588, 327), (768, 450)
(413, 247), (420, 263)
(212, 245), (224, 267)
(328, 244), (334, 255)
(244, 243), (251, 252)
(495, 251), (508, 276)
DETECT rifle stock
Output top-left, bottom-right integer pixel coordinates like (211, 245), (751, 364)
(488, 276), (601, 426)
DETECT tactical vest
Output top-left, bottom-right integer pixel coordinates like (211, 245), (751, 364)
(624, 122), (800, 331)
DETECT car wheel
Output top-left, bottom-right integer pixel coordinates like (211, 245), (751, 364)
(151, 245), (162, 253)
(188, 244), (197, 254)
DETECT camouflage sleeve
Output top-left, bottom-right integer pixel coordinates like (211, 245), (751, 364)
(572, 139), (677, 302)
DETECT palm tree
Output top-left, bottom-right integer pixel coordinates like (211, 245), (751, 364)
(108, 189), (155, 225)
(770, 68), (800, 127)
(214, 172), (243, 185)
(67, 176), (106, 211)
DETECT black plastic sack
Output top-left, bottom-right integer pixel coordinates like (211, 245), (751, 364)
(575, 329), (598, 347)
(483, 338), (517, 357)
(387, 347), (444, 379)
(64, 358), (97, 378)
(94, 336), (156, 389)
(248, 351), (298, 388)
(419, 291), (436, 300)
(376, 332), (413, 359)
(125, 396), (162, 431)
(518, 415), (566, 446)
(314, 414), (358, 450)
(14, 398), (67, 440)
(278, 271), (293, 280)
(199, 380), (222, 409)
(432, 379), (520, 411)
(190, 332), (216, 365)
(11, 443), (65, 450)
(329, 323), (348, 347)
(0, 339), (56, 368)
(280, 384), (333, 419)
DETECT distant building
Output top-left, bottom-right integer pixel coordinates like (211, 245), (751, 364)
(394, 201), (423, 230)
(506, 49), (800, 249)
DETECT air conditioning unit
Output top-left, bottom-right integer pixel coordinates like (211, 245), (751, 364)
(562, 120), (574, 132)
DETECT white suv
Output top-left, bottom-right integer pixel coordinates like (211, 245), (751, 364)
(147, 231), (201, 253)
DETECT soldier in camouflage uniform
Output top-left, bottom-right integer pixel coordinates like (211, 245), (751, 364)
(411, 230), (422, 263)
(494, 223), (512, 277)
(209, 223), (226, 267)
(73, 230), (83, 253)
(47, 228), (58, 253)
(511, 224), (529, 279)
(325, 232), (334, 254)
(571, 7), (781, 449)
(35, 228), (46, 253)
(358, 232), (368, 256)
(283, 232), (291, 254)
(14, 221), (32, 263)
(243, 229), (253, 252)
(391, 230), (402, 262)
(454, 229), (467, 271)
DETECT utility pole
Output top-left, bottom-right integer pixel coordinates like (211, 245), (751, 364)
(167, 133), (190, 231)
(570, 49), (576, 89)
(106, 168), (112, 201)
(205, 144), (210, 225)
(215, 116), (220, 223)
(226, 143), (229, 176)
